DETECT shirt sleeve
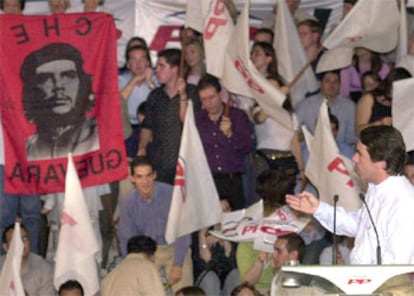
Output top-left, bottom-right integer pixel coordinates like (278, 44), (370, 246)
(173, 234), (191, 266)
(314, 201), (360, 237)
(118, 194), (135, 257)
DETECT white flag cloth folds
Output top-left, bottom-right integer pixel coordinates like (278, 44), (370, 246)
(316, 47), (354, 73)
(393, 77), (414, 151)
(203, 0), (234, 78)
(0, 223), (24, 296)
(165, 101), (222, 244)
(54, 154), (100, 296)
(184, 0), (203, 33)
(221, 0), (293, 130)
(396, 0), (408, 64)
(304, 101), (361, 211)
(323, 0), (399, 53)
(274, 0), (318, 107)
(209, 201), (309, 252)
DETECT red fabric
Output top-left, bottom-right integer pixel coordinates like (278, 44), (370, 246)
(0, 13), (128, 194)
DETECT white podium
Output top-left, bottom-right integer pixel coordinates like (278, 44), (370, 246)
(276, 265), (414, 295)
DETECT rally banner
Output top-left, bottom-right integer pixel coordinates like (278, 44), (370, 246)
(0, 13), (128, 194)
(304, 101), (361, 211)
(210, 200), (309, 252)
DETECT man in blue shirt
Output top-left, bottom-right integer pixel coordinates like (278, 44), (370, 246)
(118, 156), (192, 293)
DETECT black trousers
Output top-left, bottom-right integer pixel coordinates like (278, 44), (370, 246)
(212, 173), (245, 210)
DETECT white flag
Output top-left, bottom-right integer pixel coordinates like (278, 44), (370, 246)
(316, 47), (354, 73)
(323, 0), (399, 53)
(203, 0), (234, 78)
(165, 101), (222, 244)
(396, 0), (408, 64)
(0, 223), (24, 296)
(185, 0), (203, 33)
(274, 0), (318, 107)
(305, 101), (361, 211)
(221, 0), (293, 130)
(393, 77), (414, 151)
(54, 154), (99, 296)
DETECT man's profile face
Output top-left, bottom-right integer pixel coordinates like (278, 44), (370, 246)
(35, 59), (80, 115)
(352, 141), (378, 183)
(271, 238), (297, 271)
(155, 57), (177, 85)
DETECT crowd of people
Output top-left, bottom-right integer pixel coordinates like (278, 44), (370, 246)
(2, 0), (414, 295)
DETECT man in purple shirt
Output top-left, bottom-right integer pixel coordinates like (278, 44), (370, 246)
(118, 156), (192, 293)
(195, 75), (253, 210)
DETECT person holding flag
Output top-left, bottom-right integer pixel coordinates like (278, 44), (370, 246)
(195, 74), (253, 210)
(0, 224), (55, 295)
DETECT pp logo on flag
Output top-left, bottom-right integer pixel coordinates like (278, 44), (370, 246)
(174, 157), (186, 202)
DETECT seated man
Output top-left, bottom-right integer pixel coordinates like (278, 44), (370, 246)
(118, 156), (192, 293)
(101, 235), (165, 296)
(0, 224), (55, 295)
(270, 233), (311, 296)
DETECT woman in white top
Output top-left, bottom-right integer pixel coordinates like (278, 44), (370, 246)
(252, 74), (305, 184)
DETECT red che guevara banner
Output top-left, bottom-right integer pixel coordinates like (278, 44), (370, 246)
(0, 13), (128, 194)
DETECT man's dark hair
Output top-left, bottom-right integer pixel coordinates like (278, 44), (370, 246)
(373, 67), (412, 99)
(344, 0), (357, 5)
(279, 233), (306, 262)
(127, 235), (157, 257)
(360, 125), (406, 175)
(231, 282), (259, 296)
(320, 70), (340, 82)
(130, 156), (154, 175)
(127, 45), (152, 68)
(254, 28), (274, 43)
(407, 150), (414, 166)
(175, 286), (206, 296)
(2, 224), (28, 244)
(157, 48), (181, 68)
(329, 113), (339, 131)
(197, 74), (222, 94)
(255, 169), (295, 210)
(0, 0), (25, 10)
(20, 43), (94, 128)
(58, 280), (84, 296)
(82, 0), (103, 4)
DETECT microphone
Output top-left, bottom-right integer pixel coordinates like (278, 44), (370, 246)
(332, 194), (339, 265)
(359, 193), (382, 265)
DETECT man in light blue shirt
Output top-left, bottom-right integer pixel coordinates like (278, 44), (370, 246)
(296, 71), (357, 146)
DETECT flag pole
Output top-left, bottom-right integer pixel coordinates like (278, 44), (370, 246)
(287, 45), (324, 90)
(178, 41), (185, 78)
(223, 92), (233, 117)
